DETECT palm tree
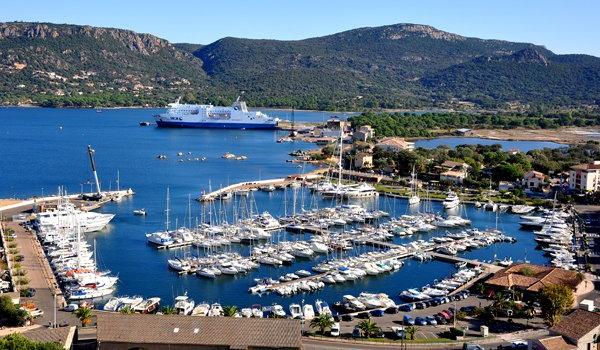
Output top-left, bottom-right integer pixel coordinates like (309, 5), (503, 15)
(222, 305), (238, 317)
(357, 319), (380, 338)
(161, 306), (176, 315)
(74, 307), (93, 327)
(405, 325), (417, 340)
(119, 305), (135, 314)
(310, 314), (334, 335)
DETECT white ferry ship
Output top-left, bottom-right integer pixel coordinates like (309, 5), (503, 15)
(154, 97), (278, 129)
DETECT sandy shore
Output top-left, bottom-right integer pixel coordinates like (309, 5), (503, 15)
(468, 127), (600, 145)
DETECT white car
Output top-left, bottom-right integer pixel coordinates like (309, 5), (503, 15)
(65, 303), (79, 312)
(511, 340), (527, 349)
(330, 322), (340, 337)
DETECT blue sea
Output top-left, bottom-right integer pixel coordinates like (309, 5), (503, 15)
(0, 107), (553, 309)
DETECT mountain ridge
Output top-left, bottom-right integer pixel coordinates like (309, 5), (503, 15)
(0, 21), (598, 110)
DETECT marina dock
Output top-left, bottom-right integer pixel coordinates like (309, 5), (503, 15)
(0, 189), (134, 217)
(198, 174), (322, 202)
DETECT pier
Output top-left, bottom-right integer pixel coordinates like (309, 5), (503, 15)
(198, 173), (322, 202)
(0, 189), (134, 217)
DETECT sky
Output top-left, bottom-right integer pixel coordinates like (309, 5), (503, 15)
(1, 0), (598, 56)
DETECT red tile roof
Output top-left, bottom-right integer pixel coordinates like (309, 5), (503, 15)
(96, 313), (302, 349)
(550, 309), (600, 341)
(485, 263), (582, 292)
(537, 335), (576, 350)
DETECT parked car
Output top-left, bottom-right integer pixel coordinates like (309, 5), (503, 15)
(415, 302), (426, 309)
(463, 343), (485, 350)
(370, 309), (385, 317)
(399, 303), (415, 311)
(460, 306), (476, 314)
(64, 304), (79, 312)
(391, 326), (405, 339)
(426, 315), (438, 325)
(434, 315), (447, 324)
(385, 306), (399, 314)
(403, 314), (415, 325)
(341, 314), (353, 322)
(356, 312), (370, 319)
(330, 322), (340, 337)
(511, 340), (527, 349)
(352, 327), (361, 338)
(415, 316), (427, 326)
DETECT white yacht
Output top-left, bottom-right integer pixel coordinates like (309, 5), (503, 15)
(408, 166), (420, 205)
(289, 303), (303, 319)
(174, 294), (195, 315)
(442, 191), (460, 209)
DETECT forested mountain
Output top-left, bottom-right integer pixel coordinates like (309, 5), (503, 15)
(0, 21), (598, 109)
(0, 22), (206, 106)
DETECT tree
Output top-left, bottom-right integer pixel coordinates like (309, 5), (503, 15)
(74, 307), (93, 327)
(222, 305), (238, 317)
(0, 333), (64, 350)
(539, 284), (574, 326)
(356, 319), (380, 338)
(0, 295), (29, 327)
(161, 306), (176, 315)
(119, 305), (135, 314)
(309, 314), (335, 335)
(405, 325), (417, 340)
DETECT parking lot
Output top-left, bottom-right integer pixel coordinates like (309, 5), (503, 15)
(331, 294), (494, 340)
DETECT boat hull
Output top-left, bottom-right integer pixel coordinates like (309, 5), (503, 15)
(156, 120), (277, 130)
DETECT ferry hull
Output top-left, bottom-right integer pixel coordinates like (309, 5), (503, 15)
(156, 120), (277, 130)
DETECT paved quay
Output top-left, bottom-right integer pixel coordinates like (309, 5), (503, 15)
(4, 222), (77, 327)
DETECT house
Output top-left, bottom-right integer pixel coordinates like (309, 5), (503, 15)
(439, 160), (470, 184)
(498, 181), (515, 191)
(530, 335), (576, 350)
(375, 137), (415, 152)
(441, 160), (470, 172)
(96, 313), (303, 350)
(484, 263), (593, 305)
(16, 326), (76, 349)
(326, 118), (350, 132)
(440, 170), (468, 185)
(353, 125), (374, 142)
(549, 309), (600, 350)
(522, 170), (546, 191)
(569, 161), (600, 193)
(354, 152), (373, 169)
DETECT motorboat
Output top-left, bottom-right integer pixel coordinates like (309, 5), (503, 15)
(134, 297), (161, 314)
(168, 258), (191, 272)
(133, 209), (146, 216)
(174, 294), (195, 315)
(303, 304), (315, 320)
(272, 304), (286, 318)
(208, 303), (223, 317)
(315, 299), (332, 315)
(442, 192), (460, 209)
(289, 303), (303, 319)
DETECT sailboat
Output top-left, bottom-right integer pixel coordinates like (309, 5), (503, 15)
(408, 166), (420, 205)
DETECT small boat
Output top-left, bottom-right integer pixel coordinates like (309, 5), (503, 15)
(302, 304), (315, 320)
(133, 209), (146, 216)
(191, 303), (210, 316)
(156, 154), (167, 160)
(289, 303), (303, 319)
(139, 121), (151, 126)
(174, 294), (195, 315)
(208, 303), (223, 317)
(134, 297), (161, 314)
(222, 152), (236, 159)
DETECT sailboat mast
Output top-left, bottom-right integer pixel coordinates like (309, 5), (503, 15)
(338, 128), (343, 187)
(165, 187), (171, 232)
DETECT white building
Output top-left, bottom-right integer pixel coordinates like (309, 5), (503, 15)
(375, 137), (415, 152)
(522, 170), (546, 191)
(569, 161), (600, 193)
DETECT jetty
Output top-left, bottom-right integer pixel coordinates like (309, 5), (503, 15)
(0, 189), (134, 217)
(198, 174), (322, 202)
